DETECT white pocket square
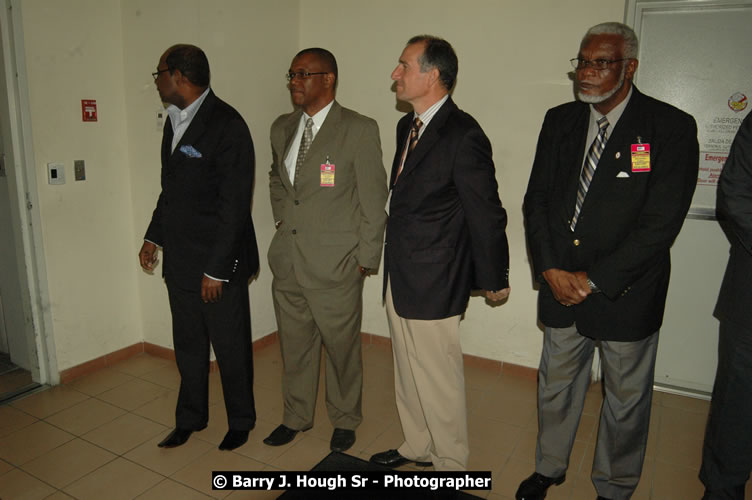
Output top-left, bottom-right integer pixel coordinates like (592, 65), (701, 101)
(616, 171), (630, 178)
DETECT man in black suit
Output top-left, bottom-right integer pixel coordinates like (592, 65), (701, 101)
(370, 35), (510, 472)
(700, 112), (752, 500)
(139, 44), (258, 451)
(518, 23), (698, 500)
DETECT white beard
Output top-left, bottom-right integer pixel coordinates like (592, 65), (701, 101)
(577, 65), (626, 103)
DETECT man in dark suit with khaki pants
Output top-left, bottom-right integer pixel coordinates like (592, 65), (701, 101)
(265, 48), (387, 453)
(700, 112), (752, 500)
(139, 44), (258, 452)
(369, 35), (510, 472)
(518, 23), (698, 500)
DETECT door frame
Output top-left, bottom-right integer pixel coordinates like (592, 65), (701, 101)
(1, 0), (58, 384)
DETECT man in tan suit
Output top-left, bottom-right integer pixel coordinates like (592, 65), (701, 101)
(264, 48), (387, 453)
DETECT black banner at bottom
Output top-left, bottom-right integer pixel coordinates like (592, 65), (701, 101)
(211, 471), (492, 491)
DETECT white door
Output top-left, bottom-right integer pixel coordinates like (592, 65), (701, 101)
(627, 0), (752, 394)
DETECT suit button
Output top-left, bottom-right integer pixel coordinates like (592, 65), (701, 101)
(292, 229), (297, 234)
(573, 239), (580, 246)
(294, 200), (300, 205)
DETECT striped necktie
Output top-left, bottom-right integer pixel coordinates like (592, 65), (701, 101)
(395, 117), (423, 181)
(571, 116), (609, 231)
(293, 117), (314, 187)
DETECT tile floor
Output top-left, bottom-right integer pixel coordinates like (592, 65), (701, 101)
(0, 341), (748, 499)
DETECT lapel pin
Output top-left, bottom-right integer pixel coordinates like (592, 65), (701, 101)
(615, 152), (621, 159)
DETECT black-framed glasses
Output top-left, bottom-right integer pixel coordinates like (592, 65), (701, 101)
(570, 58), (627, 70)
(285, 71), (327, 82)
(152, 68), (170, 80)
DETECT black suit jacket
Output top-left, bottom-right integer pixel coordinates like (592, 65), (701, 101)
(714, 112), (752, 329)
(523, 87), (699, 341)
(384, 97), (510, 320)
(145, 90), (259, 292)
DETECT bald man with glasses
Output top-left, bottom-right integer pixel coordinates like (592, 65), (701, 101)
(265, 48), (387, 453)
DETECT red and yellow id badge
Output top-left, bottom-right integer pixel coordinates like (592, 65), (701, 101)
(631, 143), (651, 172)
(320, 163), (335, 187)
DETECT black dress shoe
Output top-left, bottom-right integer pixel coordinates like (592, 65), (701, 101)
(515, 471), (566, 499)
(219, 429), (250, 450)
(157, 425), (206, 448)
(330, 428), (356, 452)
(369, 449), (432, 468)
(263, 424), (301, 446)
(595, 496), (613, 500)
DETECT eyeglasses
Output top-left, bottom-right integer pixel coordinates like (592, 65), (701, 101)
(570, 58), (627, 70)
(152, 68), (170, 80)
(285, 71), (327, 82)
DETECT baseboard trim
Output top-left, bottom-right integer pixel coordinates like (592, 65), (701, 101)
(60, 331), (537, 384)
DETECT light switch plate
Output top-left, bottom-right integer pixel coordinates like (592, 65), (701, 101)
(47, 162), (65, 185)
(74, 160), (86, 181)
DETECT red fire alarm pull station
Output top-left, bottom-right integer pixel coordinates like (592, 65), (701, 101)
(81, 99), (97, 122)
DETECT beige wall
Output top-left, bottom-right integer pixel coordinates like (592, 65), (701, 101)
(18, 0), (625, 375)
(21, 0), (142, 371)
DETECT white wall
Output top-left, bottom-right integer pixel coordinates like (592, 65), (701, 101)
(20, 0), (142, 370)
(18, 0), (627, 374)
(299, 0), (624, 367)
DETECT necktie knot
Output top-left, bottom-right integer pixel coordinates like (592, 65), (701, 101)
(412, 117), (423, 133)
(597, 116), (609, 132)
(305, 117), (313, 130)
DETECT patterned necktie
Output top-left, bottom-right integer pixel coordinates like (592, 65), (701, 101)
(571, 116), (609, 231)
(294, 117), (314, 186)
(395, 117), (423, 181)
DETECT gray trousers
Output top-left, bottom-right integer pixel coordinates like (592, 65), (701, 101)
(535, 324), (658, 500)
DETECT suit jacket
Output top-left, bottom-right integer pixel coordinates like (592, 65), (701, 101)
(714, 112), (752, 329)
(268, 101), (387, 289)
(145, 90), (259, 292)
(523, 86), (699, 341)
(384, 97), (510, 320)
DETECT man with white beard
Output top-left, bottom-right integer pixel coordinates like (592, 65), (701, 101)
(517, 22), (698, 500)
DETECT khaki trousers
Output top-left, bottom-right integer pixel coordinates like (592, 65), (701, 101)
(385, 280), (467, 471)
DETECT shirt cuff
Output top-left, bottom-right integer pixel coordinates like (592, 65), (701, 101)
(204, 273), (229, 283)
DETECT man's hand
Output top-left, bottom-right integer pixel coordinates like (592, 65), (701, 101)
(572, 271), (594, 295)
(139, 241), (158, 272)
(542, 268), (590, 306)
(201, 275), (223, 303)
(486, 288), (511, 301)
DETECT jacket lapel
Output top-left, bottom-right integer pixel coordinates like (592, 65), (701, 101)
(305, 101), (342, 163)
(278, 110), (302, 191)
(580, 87), (645, 209)
(294, 101), (342, 191)
(560, 104), (590, 219)
(397, 97), (457, 182)
(390, 115), (411, 188)
(281, 109), (303, 162)
(167, 90), (215, 168)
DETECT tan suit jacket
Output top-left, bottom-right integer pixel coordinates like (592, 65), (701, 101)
(268, 101), (387, 288)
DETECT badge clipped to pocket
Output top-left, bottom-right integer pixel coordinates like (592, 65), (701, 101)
(320, 156), (335, 187)
(631, 140), (651, 173)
